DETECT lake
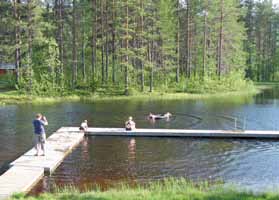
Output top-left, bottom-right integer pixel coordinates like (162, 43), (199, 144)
(0, 88), (279, 194)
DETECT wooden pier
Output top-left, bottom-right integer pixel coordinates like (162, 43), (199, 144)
(0, 129), (84, 200)
(64, 127), (279, 139)
(1, 126), (279, 199)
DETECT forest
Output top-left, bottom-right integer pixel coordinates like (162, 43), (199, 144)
(0, 0), (278, 96)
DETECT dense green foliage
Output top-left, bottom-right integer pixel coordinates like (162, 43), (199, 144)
(0, 0), (277, 96)
(243, 0), (279, 81)
(0, 87), (258, 105)
(11, 179), (279, 200)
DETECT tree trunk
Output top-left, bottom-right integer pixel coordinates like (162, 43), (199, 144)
(202, 0), (208, 78)
(217, 0), (224, 78)
(27, 0), (33, 91)
(186, 0), (191, 78)
(124, 0), (129, 95)
(105, 0), (109, 83)
(246, 0), (253, 79)
(72, 0), (77, 88)
(140, 0), (144, 91)
(101, 0), (105, 84)
(112, 0), (116, 83)
(13, 0), (21, 85)
(91, 0), (97, 81)
(58, 0), (64, 86)
(81, 4), (86, 82)
(176, 0), (180, 83)
(149, 42), (153, 93)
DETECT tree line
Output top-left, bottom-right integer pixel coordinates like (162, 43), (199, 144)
(0, 0), (278, 95)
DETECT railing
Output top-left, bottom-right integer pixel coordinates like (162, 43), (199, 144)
(233, 117), (246, 130)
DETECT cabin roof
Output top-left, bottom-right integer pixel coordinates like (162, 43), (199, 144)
(0, 63), (16, 70)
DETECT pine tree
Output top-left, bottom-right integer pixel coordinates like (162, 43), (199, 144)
(72, 0), (77, 88)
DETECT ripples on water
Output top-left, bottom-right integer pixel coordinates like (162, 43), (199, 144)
(1, 88), (279, 193)
(30, 137), (279, 194)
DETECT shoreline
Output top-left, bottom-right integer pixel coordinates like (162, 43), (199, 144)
(0, 88), (260, 105)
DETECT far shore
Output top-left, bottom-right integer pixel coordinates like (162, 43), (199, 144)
(0, 87), (261, 105)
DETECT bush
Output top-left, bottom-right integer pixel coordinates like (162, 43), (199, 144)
(0, 73), (16, 89)
(166, 71), (254, 94)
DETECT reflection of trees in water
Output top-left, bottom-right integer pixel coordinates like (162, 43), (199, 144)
(81, 137), (90, 161)
(30, 137), (266, 194)
(128, 139), (136, 159)
(32, 137), (93, 194)
(133, 138), (239, 182)
(203, 95), (254, 107)
(255, 87), (279, 104)
(76, 137), (139, 187)
(30, 137), (242, 194)
(128, 138), (137, 183)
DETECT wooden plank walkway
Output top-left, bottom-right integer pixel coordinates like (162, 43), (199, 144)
(61, 127), (279, 139)
(1, 126), (279, 199)
(0, 130), (84, 199)
(0, 166), (44, 200)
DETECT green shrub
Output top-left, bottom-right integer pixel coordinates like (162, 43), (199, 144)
(0, 73), (16, 89)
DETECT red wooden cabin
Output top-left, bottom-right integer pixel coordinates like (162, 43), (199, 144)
(0, 64), (16, 75)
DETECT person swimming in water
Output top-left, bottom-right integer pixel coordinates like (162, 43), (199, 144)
(148, 112), (172, 120)
(164, 112), (172, 118)
(149, 113), (156, 120)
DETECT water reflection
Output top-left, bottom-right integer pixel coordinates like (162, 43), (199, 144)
(128, 138), (136, 183)
(30, 135), (279, 195)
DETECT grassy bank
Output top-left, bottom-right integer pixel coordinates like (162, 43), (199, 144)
(11, 179), (279, 200)
(0, 86), (260, 105)
(254, 82), (279, 90)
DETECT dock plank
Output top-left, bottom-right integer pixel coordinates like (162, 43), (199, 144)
(58, 127), (279, 139)
(0, 166), (44, 200)
(1, 126), (279, 200)
(11, 131), (84, 173)
(0, 131), (84, 199)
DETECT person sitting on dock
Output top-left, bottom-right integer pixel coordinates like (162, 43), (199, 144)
(33, 113), (48, 156)
(79, 120), (88, 132)
(125, 116), (136, 131)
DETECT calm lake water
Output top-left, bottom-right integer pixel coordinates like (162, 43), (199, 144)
(1, 88), (279, 193)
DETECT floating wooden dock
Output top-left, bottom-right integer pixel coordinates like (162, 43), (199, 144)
(0, 130), (84, 200)
(60, 127), (279, 139)
(1, 126), (279, 199)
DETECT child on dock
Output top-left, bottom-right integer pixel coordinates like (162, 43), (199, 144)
(33, 113), (48, 156)
(80, 120), (88, 132)
(125, 116), (136, 131)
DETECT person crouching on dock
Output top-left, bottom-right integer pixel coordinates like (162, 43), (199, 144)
(33, 113), (48, 156)
(80, 120), (88, 132)
(125, 116), (136, 131)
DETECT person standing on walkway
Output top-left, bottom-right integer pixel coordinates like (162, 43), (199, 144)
(33, 113), (48, 156)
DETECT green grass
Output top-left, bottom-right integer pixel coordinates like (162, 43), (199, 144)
(0, 86), (260, 105)
(254, 82), (279, 90)
(10, 179), (279, 200)
(254, 81), (279, 85)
